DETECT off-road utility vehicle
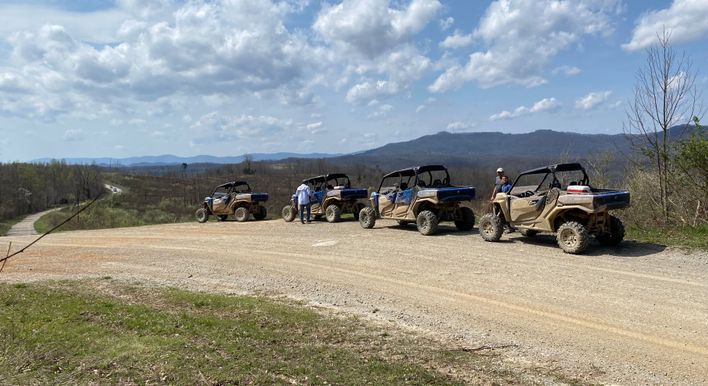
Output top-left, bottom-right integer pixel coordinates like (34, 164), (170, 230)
(195, 181), (269, 223)
(479, 163), (630, 254)
(281, 174), (368, 223)
(358, 165), (476, 235)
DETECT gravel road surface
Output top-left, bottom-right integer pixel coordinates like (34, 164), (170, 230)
(1, 220), (706, 384)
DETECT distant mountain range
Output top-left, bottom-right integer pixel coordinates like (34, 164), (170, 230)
(328, 124), (701, 169)
(32, 152), (340, 166)
(32, 125), (702, 168)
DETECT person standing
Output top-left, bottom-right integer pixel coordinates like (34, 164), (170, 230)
(495, 167), (505, 184)
(491, 167), (506, 199)
(295, 181), (312, 224)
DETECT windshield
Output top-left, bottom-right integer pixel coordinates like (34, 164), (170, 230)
(327, 175), (351, 189)
(511, 169), (589, 196)
(415, 169), (450, 188)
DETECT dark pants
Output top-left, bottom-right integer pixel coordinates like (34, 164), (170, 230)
(299, 203), (311, 223)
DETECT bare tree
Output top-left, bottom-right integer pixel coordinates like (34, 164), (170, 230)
(624, 29), (700, 224)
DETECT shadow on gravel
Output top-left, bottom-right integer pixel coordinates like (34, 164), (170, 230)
(379, 223), (480, 237)
(505, 234), (667, 257)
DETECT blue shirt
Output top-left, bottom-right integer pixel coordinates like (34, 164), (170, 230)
(500, 182), (512, 193)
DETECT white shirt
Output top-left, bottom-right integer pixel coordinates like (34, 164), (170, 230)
(296, 183), (311, 205)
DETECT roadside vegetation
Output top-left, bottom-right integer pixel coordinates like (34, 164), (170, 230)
(0, 279), (573, 385)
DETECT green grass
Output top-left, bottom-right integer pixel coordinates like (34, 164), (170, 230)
(626, 224), (708, 250)
(34, 195), (193, 234)
(0, 280), (566, 385)
(0, 216), (23, 236)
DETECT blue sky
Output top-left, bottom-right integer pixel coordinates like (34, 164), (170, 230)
(0, 0), (706, 161)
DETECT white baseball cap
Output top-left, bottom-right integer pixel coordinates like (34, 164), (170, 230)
(496, 167), (504, 173)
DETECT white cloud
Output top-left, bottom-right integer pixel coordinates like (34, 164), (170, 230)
(552, 65), (581, 76)
(623, 0), (708, 51)
(0, 0), (319, 120)
(575, 91), (612, 110)
(190, 112), (292, 144)
(305, 121), (326, 134)
(415, 104), (425, 113)
(63, 129), (85, 141)
(313, 0), (442, 58)
(490, 97), (560, 120)
(439, 30), (473, 49)
(439, 16), (454, 31)
(446, 121), (475, 132)
(430, 0), (619, 92)
(344, 44), (431, 104)
(367, 103), (394, 119)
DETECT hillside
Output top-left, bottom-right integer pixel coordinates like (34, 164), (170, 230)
(329, 125), (701, 169)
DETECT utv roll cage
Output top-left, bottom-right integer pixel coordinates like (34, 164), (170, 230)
(511, 163), (590, 194)
(377, 165), (451, 192)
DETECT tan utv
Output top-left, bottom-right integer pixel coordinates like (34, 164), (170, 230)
(479, 163), (630, 254)
(195, 181), (269, 223)
(358, 165), (476, 235)
(281, 173), (368, 222)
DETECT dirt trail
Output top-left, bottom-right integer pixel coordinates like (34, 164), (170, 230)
(1, 220), (707, 384)
(5, 208), (59, 237)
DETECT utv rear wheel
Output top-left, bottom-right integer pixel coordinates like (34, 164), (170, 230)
(359, 207), (376, 229)
(282, 205), (296, 222)
(325, 204), (342, 223)
(234, 207), (250, 222)
(253, 205), (267, 220)
(519, 229), (538, 237)
(454, 207), (475, 231)
(557, 221), (590, 254)
(479, 213), (503, 241)
(596, 216), (625, 246)
(195, 208), (208, 223)
(416, 210), (439, 236)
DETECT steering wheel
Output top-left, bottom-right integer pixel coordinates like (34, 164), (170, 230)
(523, 190), (534, 197)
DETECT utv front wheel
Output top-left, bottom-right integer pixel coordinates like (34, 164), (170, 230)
(454, 207), (475, 231)
(234, 207), (250, 222)
(557, 221), (590, 254)
(253, 205), (267, 220)
(195, 208), (208, 223)
(416, 210), (439, 236)
(596, 216), (625, 246)
(282, 205), (297, 222)
(325, 204), (342, 223)
(479, 213), (503, 241)
(359, 207), (376, 229)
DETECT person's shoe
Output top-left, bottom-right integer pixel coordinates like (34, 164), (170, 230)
(300, 221), (305, 224)
(306, 220), (312, 223)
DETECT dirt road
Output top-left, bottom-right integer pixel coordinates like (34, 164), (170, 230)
(1, 220), (706, 384)
(5, 208), (59, 237)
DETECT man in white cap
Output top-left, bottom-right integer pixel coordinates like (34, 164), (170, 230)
(495, 167), (505, 184)
(491, 167), (507, 200)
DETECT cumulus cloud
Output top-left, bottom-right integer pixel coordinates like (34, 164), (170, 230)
(623, 0), (708, 51)
(575, 91), (612, 110)
(344, 44), (431, 104)
(367, 103), (393, 119)
(63, 129), (85, 141)
(490, 97), (560, 120)
(552, 65), (581, 76)
(0, 0), (319, 120)
(439, 30), (474, 49)
(190, 112), (292, 144)
(446, 121), (475, 132)
(430, 0), (620, 92)
(313, 0), (442, 59)
(439, 16), (454, 31)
